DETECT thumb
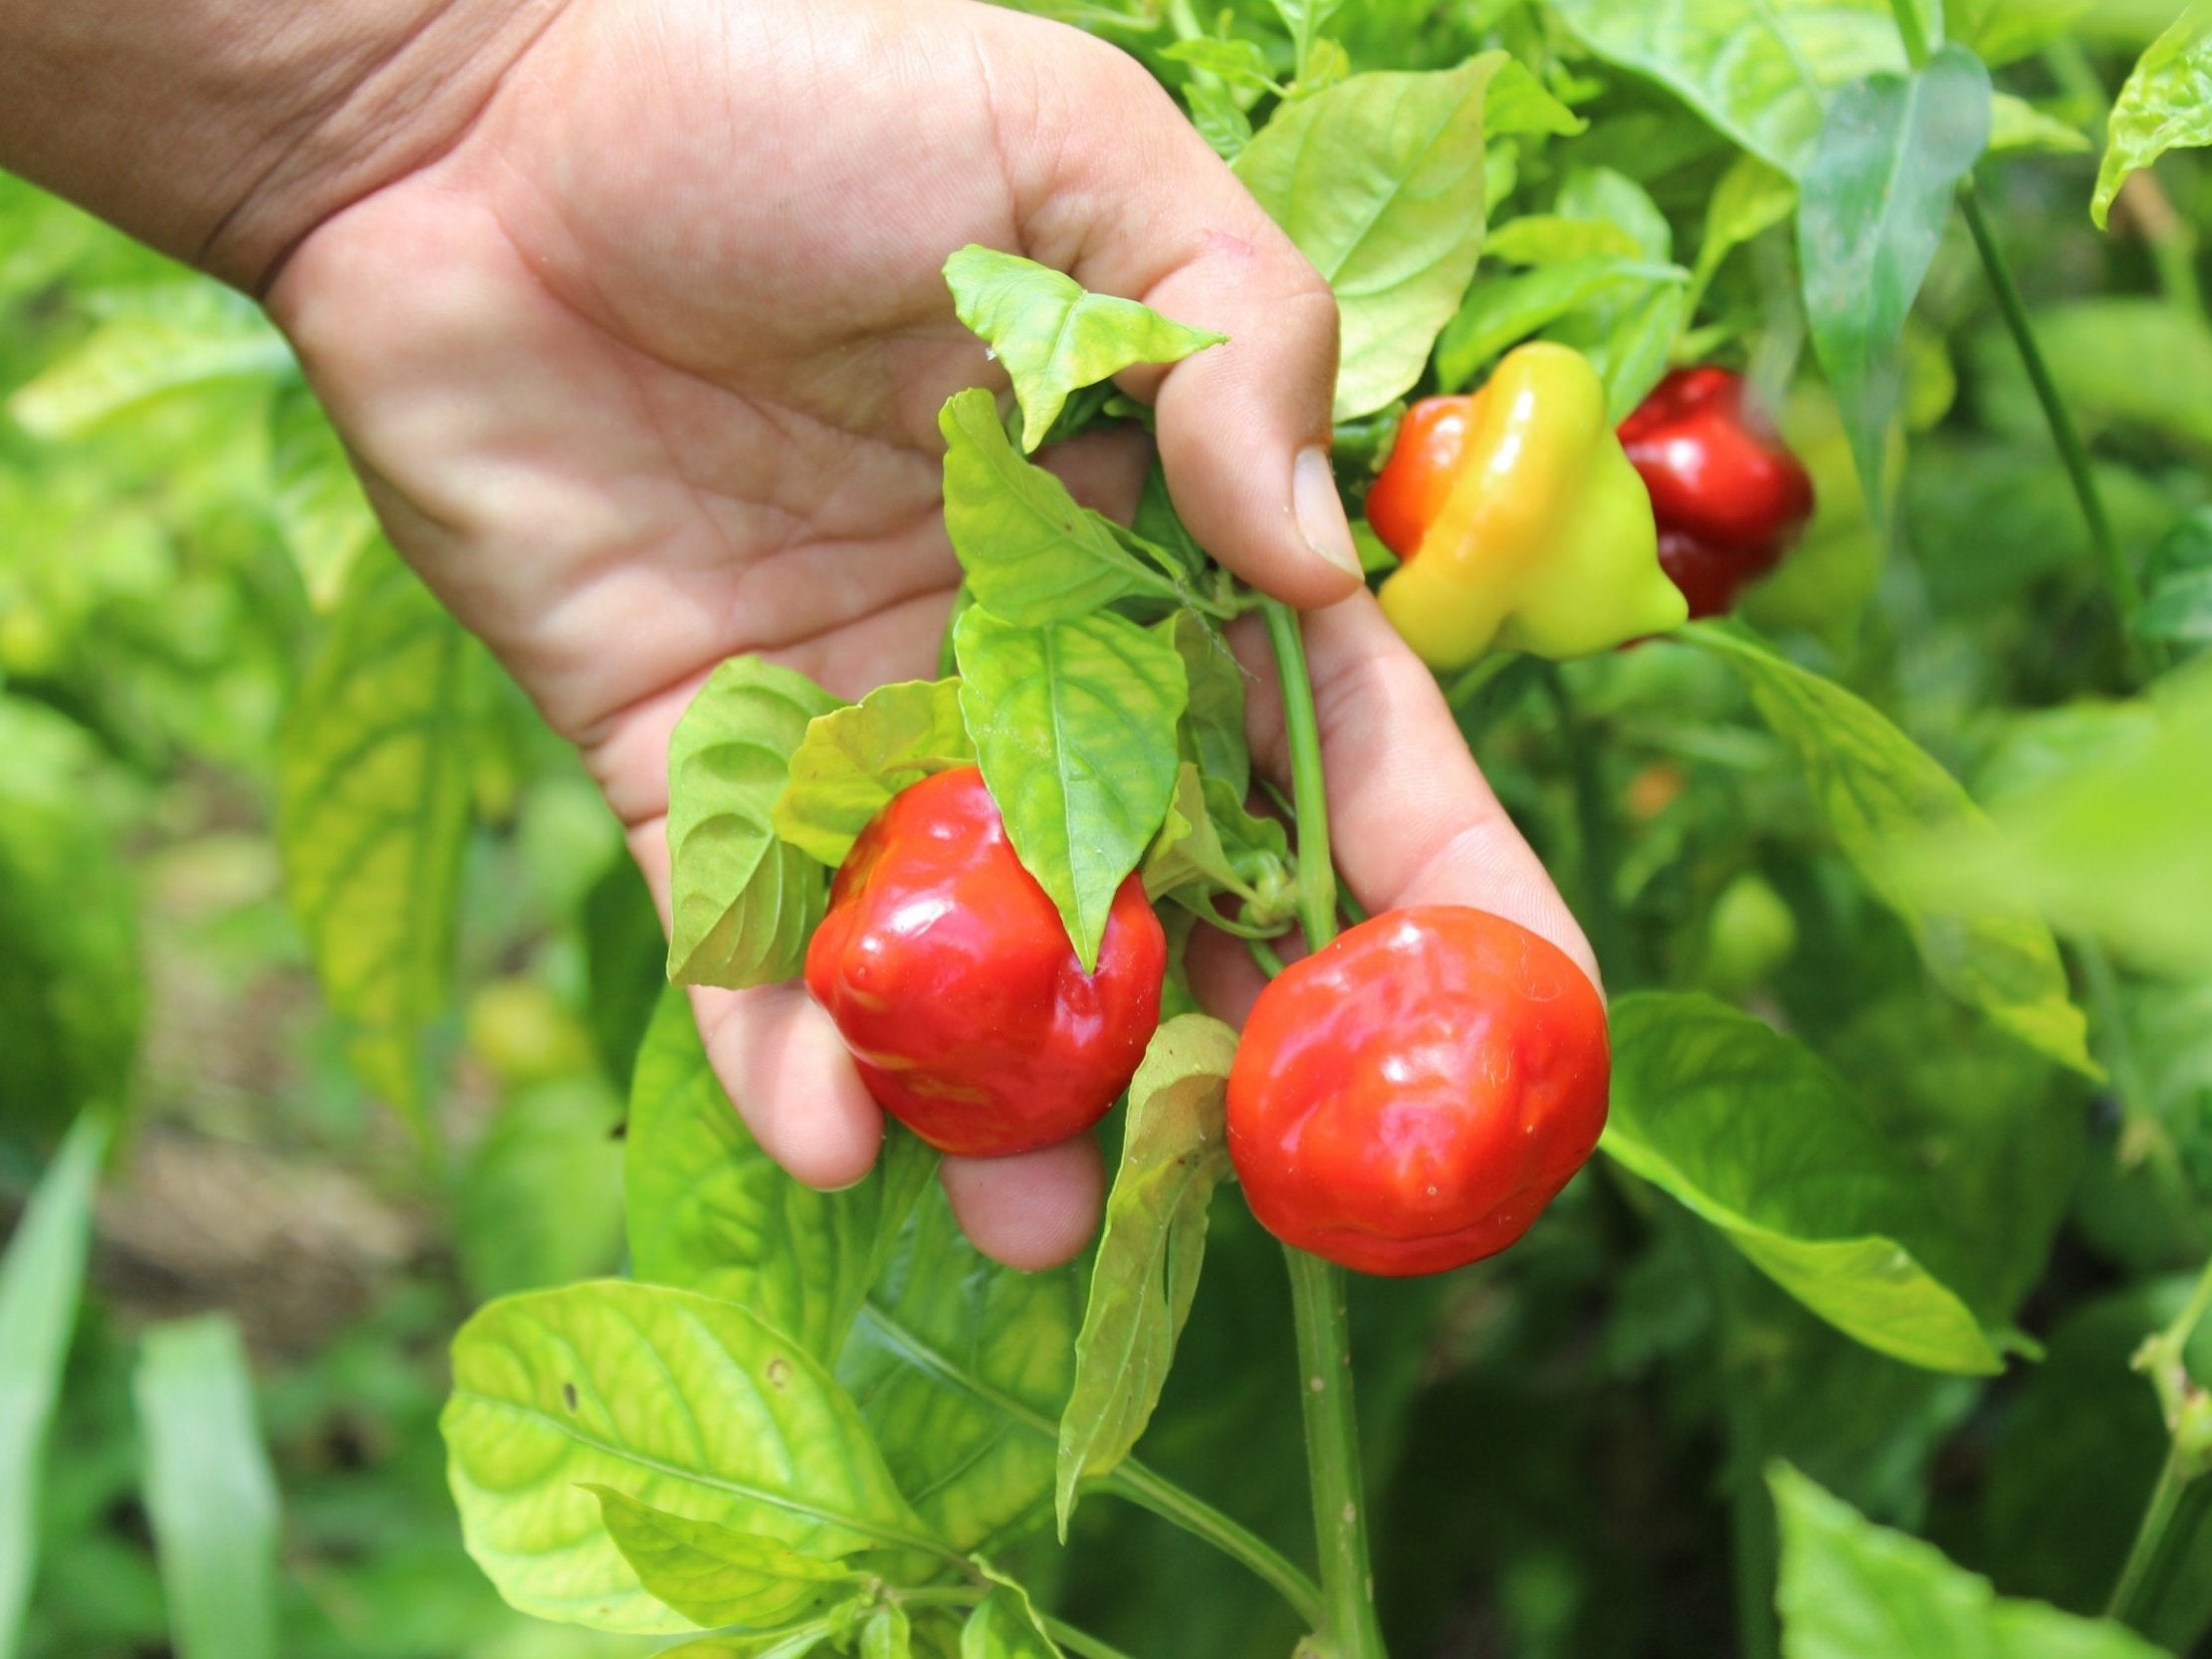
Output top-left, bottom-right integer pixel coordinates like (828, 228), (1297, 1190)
(989, 16), (1362, 606)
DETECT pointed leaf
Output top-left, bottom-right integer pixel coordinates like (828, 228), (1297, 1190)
(132, 1317), (280, 1659)
(1055, 1016), (1237, 1535)
(2094, 6), (2212, 227)
(1798, 48), (1991, 515)
(7, 282), (291, 438)
(1772, 1464), (2172, 1658)
(773, 679), (975, 868)
(1684, 627), (2093, 1078)
(944, 248), (1223, 452)
(0, 1112), (110, 1659)
(937, 389), (1181, 625)
(626, 988), (937, 1360)
(955, 608), (1186, 969)
(1235, 58), (1504, 419)
(277, 543), (480, 1129)
(589, 1486), (866, 1629)
(666, 656), (843, 989)
(1606, 994), (2004, 1374)
(442, 1281), (932, 1632)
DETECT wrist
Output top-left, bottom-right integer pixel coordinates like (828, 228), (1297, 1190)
(0, 0), (566, 292)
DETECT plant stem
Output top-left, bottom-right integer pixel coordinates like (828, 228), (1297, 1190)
(1443, 651), (1516, 712)
(2108, 1251), (2212, 1632)
(1697, 1225), (1777, 1659)
(885, 1586), (1137, 1659)
(1885, 0), (1931, 67)
(1956, 178), (2147, 679)
(1104, 1464), (1324, 1626)
(1246, 934), (1290, 979)
(1537, 664), (1627, 984)
(1261, 596), (1387, 1659)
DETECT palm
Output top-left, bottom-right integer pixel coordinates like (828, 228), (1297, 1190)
(265, 0), (1588, 1269)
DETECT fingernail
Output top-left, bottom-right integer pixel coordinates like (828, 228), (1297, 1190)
(1293, 446), (1363, 579)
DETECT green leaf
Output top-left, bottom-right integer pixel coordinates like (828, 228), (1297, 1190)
(626, 987), (937, 1361)
(267, 378), (377, 611)
(1684, 627), (2094, 1078)
(1234, 57), (1505, 419)
(960, 1582), (1063, 1659)
(1973, 299), (2212, 452)
(1141, 764), (1290, 916)
(955, 608), (1186, 970)
(942, 249), (1224, 453)
(1889, 664), (2212, 978)
(2094, 6), (2212, 227)
(132, 1317), (280, 1659)
(1055, 1015), (1237, 1537)
(1484, 215), (1647, 267)
(442, 1280), (931, 1633)
(455, 1078), (627, 1299)
(277, 543), (480, 1131)
(773, 680), (976, 868)
(1163, 611), (1249, 799)
(1952, 0), (2092, 66)
(1694, 152), (1798, 290)
(1606, 994), (2004, 1374)
(842, 1193), (1082, 1549)
(7, 281), (292, 438)
(1547, 0), (1904, 177)
(1435, 258), (1688, 391)
(2139, 508), (2212, 644)
(1482, 57), (1587, 136)
(588, 1487), (867, 1629)
(938, 389), (1182, 625)
(1987, 92), (2092, 154)
(0, 1112), (109, 1659)
(1160, 36), (1278, 91)
(1772, 1464), (2173, 1658)
(666, 656), (842, 990)
(1799, 47), (1992, 517)
(0, 700), (139, 1143)
(1556, 165), (1672, 261)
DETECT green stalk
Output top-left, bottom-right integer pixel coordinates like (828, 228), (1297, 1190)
(1956, 179), (2146, 678)
(1261, 597), (1387, 1659)
(2107, 1252), (2212, 1633)
(883, 1587), (1137, 1659)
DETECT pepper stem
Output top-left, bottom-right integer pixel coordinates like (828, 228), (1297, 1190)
(1260, 597), (1388, 1659)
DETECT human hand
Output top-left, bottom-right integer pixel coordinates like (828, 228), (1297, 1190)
(258, 0), (1591, 1267)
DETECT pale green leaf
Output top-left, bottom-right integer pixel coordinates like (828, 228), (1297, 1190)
(1482, 57), (1586, 136)
(960, 1580), (1063, 1659)
(1685, 627), (2094, 1077)
(1547, 0), (1903, 176)
(1694, 152), (1798, 290)
(938, 389), (1181, 625)
(773, 680), (975, 868)
(1607, 995), (2004, 1374)
(277, 543), (480, 1129)
(1889, 664), (2212, 978)
(1160, 36), (1277, 91)
(0, 1112), (110, 1659)
(455, 1078), (627, 1299)
(268, 378), (377, 611)
(943, 248), (1224, 452)
(666, 656), (842, 989)
(2094, 6), (2212, 227)
(1435, 258), (1687, 390)
(1799, 48), (1991, 515)
(588, 1487), (866, 1629)
(842, 1194), (1082, 1549)
(133, 1317), (280, 1659)
(1162, 611), (1248, 799)
(1056, 1016), (1237, 1535)
(1484, 214), (1647, 267)
(7, 281), (292, 438)
(861, 1602), (914, 1659)
(442, 1281), (931, 1633)
(1235, 57), (1504, 419)
(1951, 0), (2092, 66)
(626, 988), (937, 1361)
(0, 700), (139, 1143)
(1988, 92), (2092, 154)
(955, 608), (1186, 970)
(1773, 1465), (2173, 1658)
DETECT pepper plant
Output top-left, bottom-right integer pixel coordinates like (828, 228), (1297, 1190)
(9, 3), (2212, 1659)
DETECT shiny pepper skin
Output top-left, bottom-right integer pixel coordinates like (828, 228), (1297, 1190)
(1371, 342), (1684, 667)
(804, 766), (1166, 1158)
(1618, 366), (1815, 617)
(1225, 906), (1610, 1276)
